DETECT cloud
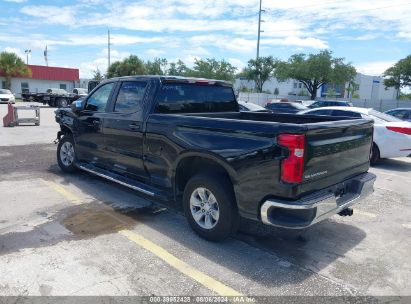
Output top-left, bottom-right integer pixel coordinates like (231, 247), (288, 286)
(79, 48), (130, 78)
(4, 0), (27, 2)
(228, 58), (245, 70)
(20, 5), (76, 25)
(145, 49), (166, 57)
(3, 47), (26, 60)
(356, 61), (396, 76)
(263, 36), (329, 49)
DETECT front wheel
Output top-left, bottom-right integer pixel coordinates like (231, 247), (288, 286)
(183, 173), (238, 241)
(57, 135), (78, 173)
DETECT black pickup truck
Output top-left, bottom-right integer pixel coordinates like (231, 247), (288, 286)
(55, 76), (376, 241)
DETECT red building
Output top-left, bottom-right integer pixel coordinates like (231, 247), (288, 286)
(0, 65), (80, 97)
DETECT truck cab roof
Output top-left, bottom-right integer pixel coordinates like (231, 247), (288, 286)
(103, 75), (233, 86)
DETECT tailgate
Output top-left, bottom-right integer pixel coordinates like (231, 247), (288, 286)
(301, 118), (374, 194)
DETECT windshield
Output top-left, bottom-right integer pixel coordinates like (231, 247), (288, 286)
(239, 101), (266, 111)
(292, 103), (308, 110)
(369, 110), (402, 122)
(0, 89), (11, 94)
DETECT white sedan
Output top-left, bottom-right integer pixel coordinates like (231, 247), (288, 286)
(299, 106), (411, 164)
(0, 89), (15, 104)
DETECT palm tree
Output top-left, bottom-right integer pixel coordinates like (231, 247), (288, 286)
(0, 52), (31, 89)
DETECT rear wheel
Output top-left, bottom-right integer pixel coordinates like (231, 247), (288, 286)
(58, 98), (68, 108)
(57, 135), (78, 173)
(370, 143), (380, 166)
(183, 173), (238, 241)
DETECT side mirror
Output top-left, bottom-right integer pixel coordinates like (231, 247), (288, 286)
(71, 98), (86, 112)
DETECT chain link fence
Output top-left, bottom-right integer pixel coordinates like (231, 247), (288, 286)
(238, 92), (411, 112)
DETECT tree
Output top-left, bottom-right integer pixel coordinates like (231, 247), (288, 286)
(0, 52), (31, 89)
(276, 50), (356, 100)
(106, 55), (146, 78)
(383, 55), (411, 99)
(399, 92), (411, 100)
(167, 60), (191, 76)
(145, 58), (168, 75)
(242, 56), (278, 93)
(92, 68), (104, 81)
(326, 88), (337, 98)
(191, 58), (237, 82)
(346, 80), (359, 99)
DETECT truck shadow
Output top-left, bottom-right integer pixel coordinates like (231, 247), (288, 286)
(372, 158), (411, 172)
(30, 165), (366, 289)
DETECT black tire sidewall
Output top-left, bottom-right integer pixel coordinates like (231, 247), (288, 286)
(370, 143), (380, 165)
(57, 135), (77, 173)
(58, 99), (68, 108)
(183, 174), (238, 241)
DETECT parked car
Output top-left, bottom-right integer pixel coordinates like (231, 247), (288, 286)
(72, 88), (88, 96)
(266, 98), (289, 104)
(55, 76), (375, 241)
(22, 88), (88, 107)
(0, 89), (15, 104)
(385, 108), (411, 122)
(265, 102), (307, 113)
(308, 100), (353, 108)
(238, 101), (268, 112)
(299, 106), (411, 164)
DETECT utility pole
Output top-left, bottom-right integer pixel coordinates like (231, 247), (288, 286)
(256, 0), (265, 60)
(108, 30), (111, 70)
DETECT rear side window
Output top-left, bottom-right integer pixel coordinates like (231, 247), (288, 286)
(267, 103), (292, 109)
(332, 110), (362, 118)
(388, 110), (409, 120)
(114, 81), (147, 113)
(156, 83), (237, 113)
(307, 109), (333, 116)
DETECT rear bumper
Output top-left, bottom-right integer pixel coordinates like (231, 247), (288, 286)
(260, 172), (376, 229)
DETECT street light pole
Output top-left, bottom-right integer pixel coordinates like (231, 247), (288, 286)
(24, 49), (31, 64)
(256, 0), (264, 60)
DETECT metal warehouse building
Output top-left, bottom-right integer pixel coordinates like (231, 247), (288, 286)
(0, 65), (79, 98)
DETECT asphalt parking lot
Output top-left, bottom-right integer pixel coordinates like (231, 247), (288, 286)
(0, 103), (410, 298)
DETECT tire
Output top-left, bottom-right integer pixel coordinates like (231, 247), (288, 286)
(58, 98), (68, 108)
(370, 143), (380, 166)
(183, 173), (239, 241)
(57, 135), (78, 173)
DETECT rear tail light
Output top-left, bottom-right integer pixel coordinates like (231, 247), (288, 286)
(278, 134), (305, 184)
(386, 127), (411, 135)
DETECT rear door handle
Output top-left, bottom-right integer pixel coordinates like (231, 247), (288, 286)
(129, 123), (140, 130)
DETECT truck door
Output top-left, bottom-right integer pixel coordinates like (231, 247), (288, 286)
(74, 81), (116, 166)
(103, 80), (149, 180)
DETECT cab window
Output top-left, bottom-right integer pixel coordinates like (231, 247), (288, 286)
(85, 82), (115, 111)
(114, 81), (147, 113)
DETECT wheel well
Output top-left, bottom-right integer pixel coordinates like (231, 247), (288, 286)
(373, 142), (380, 155)
(175, 156), (234, 197)
(60, 125), (72, 136)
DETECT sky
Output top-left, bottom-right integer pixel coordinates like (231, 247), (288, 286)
(0, 0), (410, 78)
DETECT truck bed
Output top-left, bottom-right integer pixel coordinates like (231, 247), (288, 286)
(147, 111), (374, 207)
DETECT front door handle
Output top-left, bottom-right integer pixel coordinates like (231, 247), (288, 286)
(129, 123), (140, 130)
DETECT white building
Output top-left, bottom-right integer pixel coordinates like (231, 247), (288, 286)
(0, 64), (80, 98)
(350, 73), (398, 100)
(234, 72), (398, 100)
